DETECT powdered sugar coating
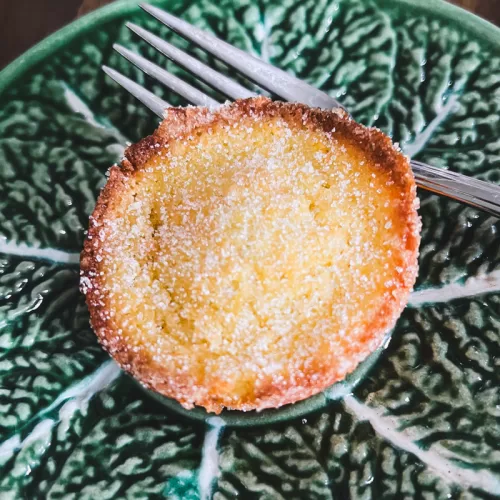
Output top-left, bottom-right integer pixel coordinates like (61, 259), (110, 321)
(81, 97), (420, 414)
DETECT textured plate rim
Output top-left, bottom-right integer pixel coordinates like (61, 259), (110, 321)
(1, 0), (500, 98)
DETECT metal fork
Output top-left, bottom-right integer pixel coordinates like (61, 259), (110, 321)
(103, 3), (500, 218)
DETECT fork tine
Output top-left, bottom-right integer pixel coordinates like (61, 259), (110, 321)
(113, 44), (219, 108)
(140, 3), (343, 110)
(102, 65), (169, 117)
(126, 22), (256, 100)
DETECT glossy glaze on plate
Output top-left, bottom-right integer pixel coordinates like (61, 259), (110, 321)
(0, 0), (499, 498)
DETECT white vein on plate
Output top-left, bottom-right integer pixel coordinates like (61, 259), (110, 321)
(404, 93), (459, 158)
(62, 83), (129, 145)
(409, 270), (500, 306)
(198, 417), (225, 500)
(255, 15), (273, 63)
(63, 85), (104, 129)
(344, 395), (500, 494)
(0, 360), (121, 460)
(0, 238), (81, 265)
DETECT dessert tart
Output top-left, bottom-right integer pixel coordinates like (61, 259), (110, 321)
(80, 97), (420, 414)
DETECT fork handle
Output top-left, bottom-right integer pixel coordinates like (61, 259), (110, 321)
(411, 160), (500, 217)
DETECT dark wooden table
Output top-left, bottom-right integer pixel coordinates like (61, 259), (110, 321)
(0, 0), (499, 70)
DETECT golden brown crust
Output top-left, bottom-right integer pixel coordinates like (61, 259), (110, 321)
(81, 97), (420, 413)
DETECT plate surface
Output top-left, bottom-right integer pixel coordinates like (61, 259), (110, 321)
(0, 0), (500, 498)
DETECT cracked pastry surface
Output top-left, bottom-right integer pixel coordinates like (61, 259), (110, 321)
(80, 97), (420, 414)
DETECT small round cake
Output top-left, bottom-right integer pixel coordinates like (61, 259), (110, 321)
(81, 97), (420, 414)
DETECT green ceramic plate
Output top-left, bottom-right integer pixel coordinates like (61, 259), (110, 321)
(1, 0), (500, 497)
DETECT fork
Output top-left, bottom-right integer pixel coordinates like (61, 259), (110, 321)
(102, 3), (500, 218)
